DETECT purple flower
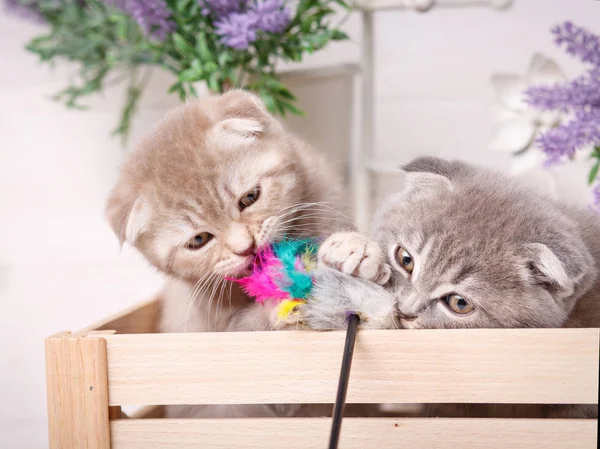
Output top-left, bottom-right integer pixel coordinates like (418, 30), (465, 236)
(3, 0), (46, 23)
(106, 0), (175, 41)
(536, 109), (600, 166)
(213, 0), (291, 50)
(553, 21), (600, 66)
(201, 0), (242, 16)
(215, 10), (259, 50)
(253, 0), (290, 34)
(525, 69), (600, 111)
(526, 21), (600, 176)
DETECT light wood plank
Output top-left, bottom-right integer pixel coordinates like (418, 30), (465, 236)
(104, 328), (599, 406)
(46, 332), (111, 449)
(111, 418), (597, 449)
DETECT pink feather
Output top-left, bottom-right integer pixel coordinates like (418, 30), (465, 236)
(232, 246), (291, 304)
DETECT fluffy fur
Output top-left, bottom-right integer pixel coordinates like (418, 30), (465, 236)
(314, 156), (600, 418)
(306, 266), (396, 330)
(105, 90), (351, 418)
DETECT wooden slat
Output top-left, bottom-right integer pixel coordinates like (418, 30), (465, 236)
(104, 328), (599, 406)
(46, 332), (111, 449)
(111, 418), (597, 449)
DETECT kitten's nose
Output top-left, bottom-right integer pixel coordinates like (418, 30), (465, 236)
(234, 242), (255, 257)
(224, 223), (255, 256)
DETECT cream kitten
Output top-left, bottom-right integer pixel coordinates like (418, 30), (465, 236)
(312, 156), (600, 418)
(106, 91), (350, 417)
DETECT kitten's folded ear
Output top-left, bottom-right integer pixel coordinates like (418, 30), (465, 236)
(105, 181), (151, 247)
(523, 241), (593, 301)
(401, 170), (453, 199)
(210, 90), (271, 146)
(401, 156), (471, 180)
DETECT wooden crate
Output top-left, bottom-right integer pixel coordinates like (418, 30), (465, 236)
(45, 297), (599, 449)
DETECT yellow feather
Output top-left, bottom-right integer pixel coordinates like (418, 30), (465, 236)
(301, 251), (317, 273)
(277, 299), (306, 321)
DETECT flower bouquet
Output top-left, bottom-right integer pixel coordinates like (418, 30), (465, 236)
(6, 0), (350, 138)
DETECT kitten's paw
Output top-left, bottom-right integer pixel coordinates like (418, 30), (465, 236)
(318, 232), (390, 285)
(305, 266), (396, 330)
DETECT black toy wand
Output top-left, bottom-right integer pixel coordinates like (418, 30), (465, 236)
(328, 313), (360, 449)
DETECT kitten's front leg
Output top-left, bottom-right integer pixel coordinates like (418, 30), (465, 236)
(318, 232), (391, 284)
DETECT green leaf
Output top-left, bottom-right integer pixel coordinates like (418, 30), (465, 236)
(168, 82), (183, 94)
(188, 83), (199, 98)
(334, 0), (352, 10)
(178, 67), (201, 82)
(259, 91), (277, 114)
(175, 0), (194, 14)
(172, 33), (194, 56)
(276, 88), (296, 101)
(303, 34), (331, 51)
(331, 30), (349, 41)
(168, 82), (187, 101)
(195, 32), (213, 61)
(218, 52), (231, 67)
(589, 160), (600, 185)
(207, 72), (220, 92)
(280, 100), (304, 116)
(204, 61), (218, 73)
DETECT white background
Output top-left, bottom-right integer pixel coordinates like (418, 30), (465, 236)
(1, 1), (598, 446)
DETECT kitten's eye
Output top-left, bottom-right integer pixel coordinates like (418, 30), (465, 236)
(395, 245), (414, 274)
(443, 294), (474, 315)
(185, 232), (214, 250)
(239, 186), (261, 211)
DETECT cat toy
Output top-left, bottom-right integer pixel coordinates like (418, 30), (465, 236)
(230, 238), (360, 449)
(232, 238), (318, 321)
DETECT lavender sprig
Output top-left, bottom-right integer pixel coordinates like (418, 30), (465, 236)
(254, 0), (290, 34)
(526, 69), (600, 112)
(552, 20), (600, 66)
(525, 21), (600, 211)
(3, 0), (46, 22)
(214, 11), (259, 50)
(213, 0), (291, 50)
(537, 109), (600, 166)
(201, 0), (242, 16)
(106, 0), (174, 41)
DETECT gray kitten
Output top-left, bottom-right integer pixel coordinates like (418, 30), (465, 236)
(309, 156), (600, 418)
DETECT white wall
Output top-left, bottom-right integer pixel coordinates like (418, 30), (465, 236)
(1, 1), (597, 447)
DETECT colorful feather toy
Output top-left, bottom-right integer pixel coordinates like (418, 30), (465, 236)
(230, 238), (319, 321)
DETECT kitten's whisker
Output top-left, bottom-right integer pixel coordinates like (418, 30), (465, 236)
(275, 211), (347, 225)
(207, 276), (227, 329)
(216, 278), (229, 318)
(276, 203), (350, 219)
(184, 272), (218, 332)
(273, 202), (349, 222)
(227, 279), (234, 314)
(277, 205), (350, 221)
(277, 213), (348, 225)
(188, 273), (209, 304)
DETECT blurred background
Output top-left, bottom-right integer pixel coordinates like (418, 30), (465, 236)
(1, 0), (599, 447)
